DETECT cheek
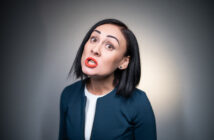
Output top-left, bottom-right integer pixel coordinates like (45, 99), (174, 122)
(81, 48), (87, 63)
(102, 55), (121, 69)
(82, 44), (90, 55)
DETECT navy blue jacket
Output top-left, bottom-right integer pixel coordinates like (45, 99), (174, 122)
(58, 80), (156, 140)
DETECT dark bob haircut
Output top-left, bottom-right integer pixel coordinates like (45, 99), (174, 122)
(68, 18), (141, 98)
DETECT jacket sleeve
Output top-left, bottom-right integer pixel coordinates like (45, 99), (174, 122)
(133, 91), (157, 140)
(58, 87), (68, 140)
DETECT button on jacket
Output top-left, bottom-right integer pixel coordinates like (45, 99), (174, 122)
(58, 80), (156, 140)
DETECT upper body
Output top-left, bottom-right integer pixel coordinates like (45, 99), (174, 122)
(58, 80), (156, 140)
(59, 18), (157, 140)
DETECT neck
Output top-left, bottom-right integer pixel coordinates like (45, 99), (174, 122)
(86, 74), (115, 95)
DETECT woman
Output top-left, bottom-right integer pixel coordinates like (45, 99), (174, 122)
(58, 18), (156, 140)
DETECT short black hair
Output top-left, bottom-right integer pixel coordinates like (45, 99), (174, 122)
(67, 18), (141, 98)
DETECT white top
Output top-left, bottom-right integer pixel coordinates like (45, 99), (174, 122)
(84, 85), (105, 140)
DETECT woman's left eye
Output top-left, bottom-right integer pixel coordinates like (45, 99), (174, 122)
(106, 44), (115, 50)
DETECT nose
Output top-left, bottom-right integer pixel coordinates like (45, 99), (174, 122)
(91, 44), (101, 56)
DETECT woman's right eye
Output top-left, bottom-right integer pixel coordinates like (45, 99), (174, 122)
(90, 36), (97, 43)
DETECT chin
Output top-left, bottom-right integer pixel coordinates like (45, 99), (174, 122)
(82, 67), (97, 76)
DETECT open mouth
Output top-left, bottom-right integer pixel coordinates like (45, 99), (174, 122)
(85, 57), (98, 68)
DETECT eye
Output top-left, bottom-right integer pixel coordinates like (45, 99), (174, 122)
(105, 44), (115, 50)
(90, 36), (97, 43)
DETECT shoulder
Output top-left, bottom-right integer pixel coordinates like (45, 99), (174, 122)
(131, 88), (154, 113)
(131, 88), (149, 102)
(63, 80), (83, 93)
(130, 88), (156, 124)
(131, 89), (157, 139)
(60, 80), (84, 101)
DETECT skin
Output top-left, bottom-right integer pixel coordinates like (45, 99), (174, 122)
(81, 24), (130, 95)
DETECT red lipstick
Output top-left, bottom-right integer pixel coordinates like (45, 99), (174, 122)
(85, 57), (98, 68)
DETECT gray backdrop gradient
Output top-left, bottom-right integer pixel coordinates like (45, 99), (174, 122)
(1, 0), (214, 140)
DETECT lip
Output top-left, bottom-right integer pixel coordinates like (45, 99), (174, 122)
(85, 57), (98, 68)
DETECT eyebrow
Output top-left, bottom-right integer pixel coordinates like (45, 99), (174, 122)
(93, 29), (120, 46)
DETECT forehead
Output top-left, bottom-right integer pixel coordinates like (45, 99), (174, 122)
(94, 24), (122, 35)
(93, 24), (126, 44)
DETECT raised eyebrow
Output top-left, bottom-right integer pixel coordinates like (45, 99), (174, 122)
(93, 29), (120, 46)
(106, 35), (120, 46)
(93, 29), (101, 34)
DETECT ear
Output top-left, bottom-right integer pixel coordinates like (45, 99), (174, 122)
(118, 56), (130, 70)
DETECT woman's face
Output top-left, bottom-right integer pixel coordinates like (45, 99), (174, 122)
(81, 24), (130, 79)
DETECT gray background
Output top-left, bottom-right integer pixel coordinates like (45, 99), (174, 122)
(1, 0), (213, 140)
